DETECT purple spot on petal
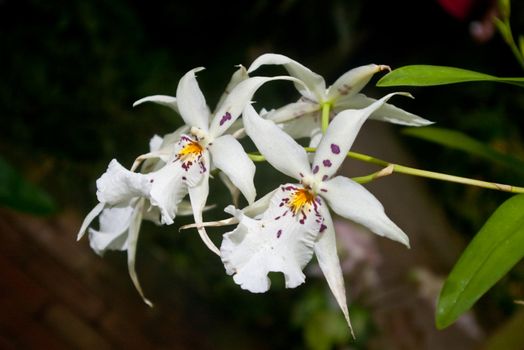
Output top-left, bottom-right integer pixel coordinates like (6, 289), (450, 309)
(320, 224), (327, 233)
(323, 159), (332, 167)
(276, 229), (282, 238)
(322, 175), (328, 181)
(149, 179), (154, 183)
(330, 143), (340, 154)
(219, 112), (232, 126)
(312, 165), (319, 174)
(320, 188), (327, 192)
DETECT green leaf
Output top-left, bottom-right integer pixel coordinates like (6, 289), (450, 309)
(493, 17), (511, 43)
(403, 127), (524, 175)
(0, 156), (56, 215)
(376, 65), (524, 87)
(519, 35), (524, 58)
(436, 194), (524, 329)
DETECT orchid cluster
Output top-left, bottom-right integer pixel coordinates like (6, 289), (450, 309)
(78, 53), (432, 335)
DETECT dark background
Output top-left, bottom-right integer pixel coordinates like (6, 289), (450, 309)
(1, 0), (524, 349)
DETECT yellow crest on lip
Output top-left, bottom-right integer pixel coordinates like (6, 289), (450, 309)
(178, 140), (203, 159)
(289, 188), (315, 215)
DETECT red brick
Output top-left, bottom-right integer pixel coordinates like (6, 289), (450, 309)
(0, 298), (67, 349)
(42, 303), (113, 350)
(24, 253), (105, 321)
(0, 254), (49, 313)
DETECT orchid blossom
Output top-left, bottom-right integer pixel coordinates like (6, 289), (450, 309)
(77, 133), (172, 306)
(82, 66), (298, 257)
(220, 93), (410, 335)
(248, 53), (432, 143)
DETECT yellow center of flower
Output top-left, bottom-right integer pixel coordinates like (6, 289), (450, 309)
(178, 140), (203, 159)
(288, 188), (315, 215)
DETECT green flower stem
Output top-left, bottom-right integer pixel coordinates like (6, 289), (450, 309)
(331, 149), (524, 193)
(248, 150), (524, 194)
(321, 102), (331, 133)
(494, 16), (524, 70)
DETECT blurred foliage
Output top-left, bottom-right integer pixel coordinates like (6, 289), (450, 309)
(2, 0), (524, 348)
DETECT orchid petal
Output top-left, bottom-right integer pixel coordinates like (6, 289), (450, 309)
(209, 75), (303, 137)
(313, 93), (408, 181)
(314, 205), (354, 336)
(218, 172), (241, 208)
(220, 186), (323, 292)
(278, 112), (321, 140)
(77, 202), (105, 240)
(265, 100), (319, 124)
(327, 64), (390, 101)
(88, 203), (135, 255)
(248, 53), (325, 101)
(226, 188), (277, 219)
(209, 135), (256, 204)
(243, 104), (311, 180)
(322, 176), (409, 247)
(215, 65), (249, 113)
(96, 159), (152, 205)
(187, 155), (220, 255)
(149, 135), (164, 152)
(337, 93), (433, 126)
(148, 161), (190, 225)
(176, 67), (211, 131)
(133, 95), (179, 114)
(126, 199), (153, 306)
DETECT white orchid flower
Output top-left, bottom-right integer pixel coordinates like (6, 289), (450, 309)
(105, 66), (300, 255)
(248, 53), (432, 143)
(77, 132), (173, 306)
(220, 93), (410, 335)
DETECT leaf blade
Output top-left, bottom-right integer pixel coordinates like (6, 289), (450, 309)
(436, 194), (524, 329)
(376, 65), (524, 87)
(0, 156), (56, 215)
(403, 127), (524, 175)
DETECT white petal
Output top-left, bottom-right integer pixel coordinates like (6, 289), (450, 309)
(148, 161), (189, 225)
(248, 53), (325, 101)
(176, 67), (211, 131)
(279, 112), (321, 140)
(149, 135), (164, 152)
(215, 65), (249, 113)
(232, 188), (277, 219)
(175, 200), (215, 216)
(312, 93), (408, 181)
(126, 199), (153, 306)
(137, 126), (191, 173)
(96, 159), (152, 205)
(327, 64), (389, 101)
(88, 203), (135, 255)
(322, 176), (409, 247)
(337, 93), (433, 126)
(133, 95), (179, 114)
(148, 137), (208, 224)
(218, 172), (241, 208)
(209, 135), (256, 204)
(314, 205), (354, 336)
(209, 75), (303, 137)
(77, 202), (105, 240)
(220, 186), (323, 292)
(265, 100), (319, 124)
(243, 104), (312, 180)
(187, 156), (221, 255)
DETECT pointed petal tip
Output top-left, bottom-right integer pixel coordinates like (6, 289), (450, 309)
(378, 64), (391, 72)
